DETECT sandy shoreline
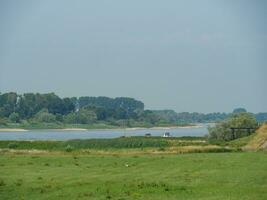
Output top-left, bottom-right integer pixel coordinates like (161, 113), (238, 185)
(0, 125), (203, 132)
(0, 128), (28, 132)
(149, 125), (203, 130)
(61, 128), (88, 131)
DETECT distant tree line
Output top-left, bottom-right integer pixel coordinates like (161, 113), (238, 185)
(0, 92), (145, 125)
(0, 92), (74, 119)
(0, 92), (266, 127)
(173, 108), (267, 123)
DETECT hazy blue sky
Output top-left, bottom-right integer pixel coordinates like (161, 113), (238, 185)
(0, 0), (266, 113)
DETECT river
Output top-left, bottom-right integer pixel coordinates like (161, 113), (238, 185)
(0, 124), (211, 141)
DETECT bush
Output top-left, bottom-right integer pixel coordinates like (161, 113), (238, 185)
(8, 142), (18, 149)
(208, 113), (258, 141)
(65, 145), (74, 152)
(65, 137), (169, 149)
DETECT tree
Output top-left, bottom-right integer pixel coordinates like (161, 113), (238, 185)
(64, 109), (97, 124)
(255, 113), (267, 123)
(9, 112), (20, 123)
(83, 106), (108, 120)
(78, 96), (144, 114)
(61, 98), (75, 115)
(34, 109), (56, 123)
(139, 110), (160, 125)
(0, 92), (18, 117)
(152, 110), (178, 123)
(0, 117), (8, 125)
(208, 112), (258, 141)
(15, 93), (75, 118)
(233, 108), (247, 113)
(45, 93), (66, 114)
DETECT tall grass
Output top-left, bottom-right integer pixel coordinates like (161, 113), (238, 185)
(0, 137), (171, 151)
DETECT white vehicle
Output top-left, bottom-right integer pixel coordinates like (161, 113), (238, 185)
(163, 132), (171, 137)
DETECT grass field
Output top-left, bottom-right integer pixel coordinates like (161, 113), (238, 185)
(0, 152), (267, 200)
(1, 125), (267, 200)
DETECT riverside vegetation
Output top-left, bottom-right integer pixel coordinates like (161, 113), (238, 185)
(1, 92), (267, 129)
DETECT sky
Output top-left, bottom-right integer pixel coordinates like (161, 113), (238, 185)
(0, 0), (266, 113)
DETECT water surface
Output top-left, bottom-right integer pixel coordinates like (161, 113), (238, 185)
(0, 125), (210, 141)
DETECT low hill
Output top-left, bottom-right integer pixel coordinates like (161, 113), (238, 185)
(243, 124), (267, 151)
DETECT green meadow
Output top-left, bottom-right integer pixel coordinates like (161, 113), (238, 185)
(1, 125), (267, 200)
(0, 152), (267, 200)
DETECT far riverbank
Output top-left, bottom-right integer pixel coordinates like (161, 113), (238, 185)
(0, 124), (204, 132)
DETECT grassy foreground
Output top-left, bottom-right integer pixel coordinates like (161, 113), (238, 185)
(1, 125), (267, 200)
(0, 152), (267, 200)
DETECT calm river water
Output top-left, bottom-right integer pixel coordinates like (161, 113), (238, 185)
(0, 124), (211, 141)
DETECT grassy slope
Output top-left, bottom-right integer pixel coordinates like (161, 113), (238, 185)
(0, 152), (267, 200)
(227, 134), (255, 149)
(220, 124), (267, 151)
(244, 124), (267, 151)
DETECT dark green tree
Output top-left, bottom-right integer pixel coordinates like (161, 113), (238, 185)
(233, 108), (247, 113)
(34, 109), (57, 123)
(9, 112), (20, 123)
(64, 109), (97, 124)
(0, 92), (18, 117)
